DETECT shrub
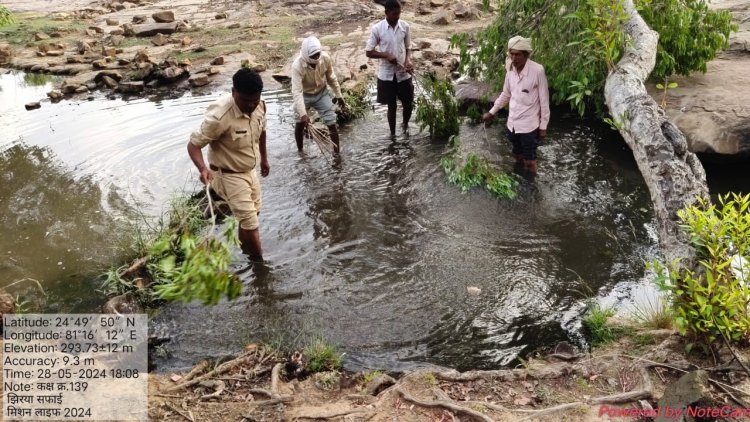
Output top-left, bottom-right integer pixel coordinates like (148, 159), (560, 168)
(440, 135), (518, 199)
(582, 301), (617, 347)
(415, 74), (460, 139)
(654, 193), (750, 346)
(305, 337), (342, 373)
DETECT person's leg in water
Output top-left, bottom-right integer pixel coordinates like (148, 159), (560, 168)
(328, 124), (340, 153)
(399, 77), (415, 135)
(387, 102), (397, 138)
(239, 227), (263, 262)
(295, 122), (305, 151)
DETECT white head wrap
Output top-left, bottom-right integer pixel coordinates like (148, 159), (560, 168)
(507, 36), (533, 53)
(300, 36), (322, 65)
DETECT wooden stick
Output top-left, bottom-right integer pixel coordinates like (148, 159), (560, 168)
(164, 353), (252, 392)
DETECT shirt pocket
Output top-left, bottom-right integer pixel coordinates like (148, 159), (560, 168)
(515, 80), (536, 106)
(230, 127), (253, 153)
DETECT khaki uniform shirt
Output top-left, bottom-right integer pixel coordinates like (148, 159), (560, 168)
(189, 95), (266, 172)
(291, 52), (343, 118)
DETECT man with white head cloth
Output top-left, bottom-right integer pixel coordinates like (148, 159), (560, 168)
(483, 36), (550, 176)
(291, 36), (345, 153)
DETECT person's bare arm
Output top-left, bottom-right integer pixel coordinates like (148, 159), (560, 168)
(259, 130), (269, 177)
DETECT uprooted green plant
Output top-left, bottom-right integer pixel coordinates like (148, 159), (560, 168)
(101, 191), (244, 307)
(337, 78), (371, 124)
(415, 74), (460, 139)
(653, 193), (750, 347)
(440, 135), (518, 199)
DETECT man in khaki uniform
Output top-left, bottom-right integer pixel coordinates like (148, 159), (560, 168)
(187, 68), (270, 261)
(292, 36), (344, 153)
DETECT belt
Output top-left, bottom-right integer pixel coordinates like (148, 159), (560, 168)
(209, 164), (243, 174)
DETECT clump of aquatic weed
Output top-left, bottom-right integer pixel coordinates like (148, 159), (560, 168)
(304, 337), (343, 373)
(337, 78), (371, 124)
(440, 135), (518, 199)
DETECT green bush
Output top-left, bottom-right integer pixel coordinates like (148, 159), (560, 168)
(415, 75), (460, 139)
(305, 337), (342, 373)
(583, 301), (617, 347)
(654, 193), (750, 345)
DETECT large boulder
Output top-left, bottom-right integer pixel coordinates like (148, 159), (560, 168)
(152, 11), (175, 23)
(455, 80), (498, 110)
(654, 371), (713, 422)
(131, 23), (179, 37)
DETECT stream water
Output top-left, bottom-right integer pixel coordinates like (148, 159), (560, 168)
(2, 70), (741, 373)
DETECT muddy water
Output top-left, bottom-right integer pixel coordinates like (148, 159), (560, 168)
(2, 70), (664, 372)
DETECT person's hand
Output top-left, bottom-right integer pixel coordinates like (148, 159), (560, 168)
(300, 115), (311, 126)
(335, 97), (346, 107)
(260, 159), (270, 177)
(199, 167), (213, 185)
(404, 59), (414, 74)
(386, 53), (398, 65)
(539, 129), (547, 140)
(482, 112), (494, 123)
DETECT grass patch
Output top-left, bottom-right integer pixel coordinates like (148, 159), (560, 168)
(629, 294), (674, 330)
(304, 337), (342, 373)
(582, 301), (617, 347)
(359, 370), (384, 385)
(0, 13), (86, 46)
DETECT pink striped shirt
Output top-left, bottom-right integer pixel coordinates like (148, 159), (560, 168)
(489, 59), (550, 133)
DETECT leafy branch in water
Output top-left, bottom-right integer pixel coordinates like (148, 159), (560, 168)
(415, 74), (460, 139)
(440, 135), (518, 199)
(101, 192), (243, 307)
(337, 78), (371, 124)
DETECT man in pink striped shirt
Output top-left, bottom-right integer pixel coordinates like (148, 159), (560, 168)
(483, 36), (550, 176)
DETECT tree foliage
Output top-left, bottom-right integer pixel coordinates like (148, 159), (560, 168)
(415, 74), (461, 139)
(452, 0), (735, 117)
(0, 5), (15, 27)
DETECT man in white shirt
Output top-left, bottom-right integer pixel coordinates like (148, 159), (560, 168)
(292, 36), (345, 153)
(365, 0), (414, 138)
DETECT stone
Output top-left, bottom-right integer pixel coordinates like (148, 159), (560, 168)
(132, 15), (148, 24)
(30, 64), (46, 72)
(110, 35), (125, 46)
(131, 62), (155, 80)
(117, 81), (145, 93)
(36, 51), (47, 57)
(25, 102), (41, 110)
(655, 371), (712, 422)
(102, 46), (117, 57)
(152, 11), (175, 23)
(0, 289), (15, 322)
(47, 90), (63, 100)
(207, 66), (221, 75)
(50, 32), (63, 38)
(188, 74), (209, 87)
(210, 56), (224, 65)
(37, 43), (51, 53)
(133, 50), (151, 63)
(106, 18), (119, 26)
(102, 293), (143, 314)
(88, 26), (104, 34)
(215, 12), (228, 19)
(77, 41), (92, 55)
(252, 64), (266, 72)
(100, 75), (119, 88)
(46, 50), (64, 57)
(151, 33), (169, 46)
(85, 29), (97, 37)
(131, 23), (179, 37)
(432, 10), (452, 25)
(455, 80), (497, 108)
(421, 49), (441, 61)
(160, 66), (187, 82)
(178, 58), (191, 67)
(417, 5), (432, 14)
(227, 23), (241, 29)
(110, 28), (125, 36)
(66, 56), (86, 64)
(34, 32), (51, 41)
(75, 85), (89, 93)
(0, 43), (12, 65)
(61, 81), (82, 94)
(430, 0), (445, 6)
(96, 70), (123, 82)
(181, 36), (192, 46)
(92, 59), (109, 69)
(453, 3), (472, 18)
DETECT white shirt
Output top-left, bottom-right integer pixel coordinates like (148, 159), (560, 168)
(365, 19), (412, 82)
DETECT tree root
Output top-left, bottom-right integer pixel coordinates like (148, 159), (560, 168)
(292, 408), (374, 420)
(165, 352), (254, 392)
(271, 363), (283, 394)
(395, 387), (496, 422)
(182, 360), (209, 383)
(163, 402), (194, 422)
(433, 361), (587, 383)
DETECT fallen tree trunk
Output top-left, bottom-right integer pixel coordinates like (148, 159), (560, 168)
(604, 0), (709, 265)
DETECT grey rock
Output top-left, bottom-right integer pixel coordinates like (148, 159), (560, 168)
(106, 18), (119, 26)
(210, 56), (224, 65)
(132, 15), (148, 24)
(152, 11), (175, 23)
(131, 62), (154, 80)
(92, 59), (109, 69)
(252, 64), (266, 72)
(160, 66), (187, 82)
(188, 74), (210, 87)
(46, 50), (64, 57)
(227, 23), (241, 29)
(102, 293), (144, 314)
(102, 46), (117, 57)
(77, 41), (92, 55)
(655, 371), (712, 422)
(117, 81), (145, 93)
(47, 90), (63, 101)
(151, 33), (169, 46)
(34, 32), (51, 41)
(100, 75), (119, 88)
(215, 12), (228, 19)
(109, 28), (125, 36)
(432, 10), (452, 25)
(95, 70), (123, 82)
(110, 35), (125, 46)
(88, 26), (104, 34)
(132, 23), (179, 37)
(25, 102), (41, 110)
(455, 80), (498, 108)
(75, 85), (89, 93)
